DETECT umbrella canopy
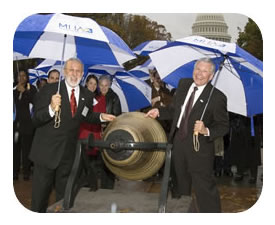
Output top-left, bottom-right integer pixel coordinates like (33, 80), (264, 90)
(26, 59), (64, 86)
(13, 13), (136, 66)
(128, 58), (154, 80)
(35, 59), (63, 74)
(133, 40), (170, 56)
(28, 69), (48, 87)
(13, 52), (31, 79)
(101, 26), (136, 65)
(87, 65), (152, 112)
(149, 36), (263, 117)
(13, 51), (30, 61)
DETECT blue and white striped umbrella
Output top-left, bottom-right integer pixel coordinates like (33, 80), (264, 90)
(128, 58), (154, 80)
(133, 40), (170, 56)
(35, 59), (63, 74)
(13, 13), (136, 66)
(13, 51), (30, 61)
(149, 36), (263, 117)
(28, 69), (48, 87)
(87, 65), (152, 112)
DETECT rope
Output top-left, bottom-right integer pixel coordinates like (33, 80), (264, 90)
(54, 108), (61, 128)
(193, 132), (200, 152)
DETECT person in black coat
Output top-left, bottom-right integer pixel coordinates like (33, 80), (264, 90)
(29, 58), (116, 212)
(13, 70), (37, 180)
(228, 113), (262, 183)
(98, 75), (122, 189)
(98, 75), (122, 116)
(146, 58), (229, 212)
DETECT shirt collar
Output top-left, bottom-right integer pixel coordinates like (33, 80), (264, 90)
(191, 82), (207, 92)
(65, 80), (80, 94)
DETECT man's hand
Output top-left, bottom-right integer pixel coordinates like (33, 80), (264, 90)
(101, 113), (116, 122)
(194, 120), (209, 135)
(50, 94), (61, 112)
(145, 108), (159, 119)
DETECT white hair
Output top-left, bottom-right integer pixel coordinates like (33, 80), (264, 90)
(194, 58), (216, 75)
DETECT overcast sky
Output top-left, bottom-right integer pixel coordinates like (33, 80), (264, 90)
(141, 13), (249, 43)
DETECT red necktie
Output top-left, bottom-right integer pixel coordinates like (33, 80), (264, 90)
(179, 86), (198, 139)
(70, 89), (77, 117)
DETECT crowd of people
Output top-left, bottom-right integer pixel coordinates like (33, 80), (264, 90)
(13, 69), (62, 181)
(13, 57), (262, 213)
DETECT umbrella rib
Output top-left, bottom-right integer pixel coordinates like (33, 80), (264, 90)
(187, 48), (240, 80)
(224, 57), (257, 79)
(228, 59), (260, 75)
(223, 62), (241, 80)
(224, 62), (239, 75)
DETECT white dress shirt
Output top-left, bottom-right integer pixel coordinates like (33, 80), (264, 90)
(49, 81), (80, 117)
(48, 81), (105, 121)
(65, 81), (80, 106)
(176, 82), (207, 128)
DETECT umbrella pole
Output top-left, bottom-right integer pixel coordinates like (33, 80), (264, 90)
(57, 34), (67, 94)
(54, 34), (67, 129)
(15, 56), (20, 76)
(193, 57), (226, 151)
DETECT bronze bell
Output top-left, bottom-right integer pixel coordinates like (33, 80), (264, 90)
(101, 112), (167, 180)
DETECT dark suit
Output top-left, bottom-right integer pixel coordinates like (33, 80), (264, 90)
(29, 80), (101, 212)
(159, 78), (229, 212)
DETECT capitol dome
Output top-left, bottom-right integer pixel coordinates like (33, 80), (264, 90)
(192, 14), (231, 42)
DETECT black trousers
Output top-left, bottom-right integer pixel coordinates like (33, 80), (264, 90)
(13, 132), (33, 177)
(31, 159), (73, 213)
(172, 131), (221, 213)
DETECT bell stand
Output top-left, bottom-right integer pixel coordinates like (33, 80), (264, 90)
(62, 133), (172, 213)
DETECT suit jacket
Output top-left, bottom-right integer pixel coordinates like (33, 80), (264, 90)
(29, 80), (101, 169)
(159, 78), (229, 171)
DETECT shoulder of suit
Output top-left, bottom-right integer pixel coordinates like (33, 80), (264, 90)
(47, 81), (59, 89)
(38, 82), (58, 95)
(178, 78), (193, 87)
(213, 85), (227, 99)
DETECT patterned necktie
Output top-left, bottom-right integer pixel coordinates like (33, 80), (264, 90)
(179, 86), (198, 139)
(70, 89), (77, 117)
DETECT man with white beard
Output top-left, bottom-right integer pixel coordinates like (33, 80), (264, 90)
(29, 58), (116, 212)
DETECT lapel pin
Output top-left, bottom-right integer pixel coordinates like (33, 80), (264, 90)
(81, 98), (85, 101)
(200, 99), (204, 103)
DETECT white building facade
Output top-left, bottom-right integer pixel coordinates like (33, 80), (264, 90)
(192, 14), (231, 43)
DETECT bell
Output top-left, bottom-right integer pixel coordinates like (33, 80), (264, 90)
(101, 112), (167, 180)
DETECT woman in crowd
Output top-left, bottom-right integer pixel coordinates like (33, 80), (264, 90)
(97, 75), (122, 189)
(13, 70), (37, 180)
(78, 75), (104, 190)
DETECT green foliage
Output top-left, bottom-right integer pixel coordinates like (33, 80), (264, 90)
(237, 18), (263, 61)
(68, 13), (172, 70)
(65, 13), (172, 49)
